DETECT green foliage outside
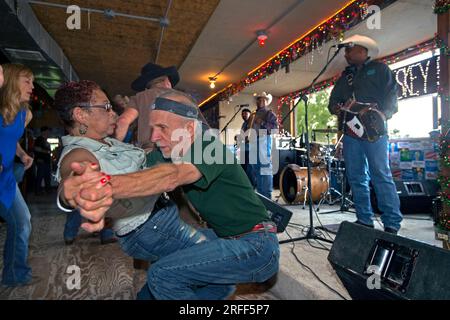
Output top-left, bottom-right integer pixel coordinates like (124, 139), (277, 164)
(296, 88), (338, 143)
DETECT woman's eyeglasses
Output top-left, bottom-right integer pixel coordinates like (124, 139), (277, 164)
(78, 102), (113, 112)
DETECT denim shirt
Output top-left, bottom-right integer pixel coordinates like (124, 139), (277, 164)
(56, 135), (159, 236)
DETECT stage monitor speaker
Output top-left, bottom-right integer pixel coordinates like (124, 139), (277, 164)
(257, 193), (292, 233)
(328, 221), (450, 300)
(371, 180), (438, 214)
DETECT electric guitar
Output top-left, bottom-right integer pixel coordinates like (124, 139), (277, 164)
(342, 102), (387, 142)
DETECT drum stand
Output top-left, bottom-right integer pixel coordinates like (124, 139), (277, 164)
(316, 154), (341, 209)
(317, 136), (356, 215)
(315, 132), (341, 210)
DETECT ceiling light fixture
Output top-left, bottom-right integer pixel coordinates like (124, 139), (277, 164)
(208, 77), (217, 89)
(256, 30), (268, 47)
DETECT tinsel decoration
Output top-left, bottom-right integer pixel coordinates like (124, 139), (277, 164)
(438, 126), (450, 231)
(278, 36), (446, 107)
(434, 0), (450, 14)
(210, 0), (392, 104)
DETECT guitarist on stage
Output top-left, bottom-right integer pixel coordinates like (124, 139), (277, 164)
(248, 92), (279, 199)
(328, 35), (402, 234)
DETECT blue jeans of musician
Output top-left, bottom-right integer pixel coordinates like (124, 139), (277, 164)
(118, 202), (280, 300)
(250, 136), (273, 199)
(64, 210), (115, 242)
(0, 185), (32, 286)
(343, 135), (403, 231)
(241, 148), (256, 188)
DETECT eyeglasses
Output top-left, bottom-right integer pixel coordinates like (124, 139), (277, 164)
(78, 102), (113, 112)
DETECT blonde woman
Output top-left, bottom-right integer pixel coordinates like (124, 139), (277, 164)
(0, 63), (34, 287)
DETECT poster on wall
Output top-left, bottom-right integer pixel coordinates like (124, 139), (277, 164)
(389, 139), (439, 182)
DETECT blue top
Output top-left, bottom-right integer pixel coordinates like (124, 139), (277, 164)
(0, 109), (26, 209)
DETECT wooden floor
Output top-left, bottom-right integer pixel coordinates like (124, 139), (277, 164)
(0, 192), (277, 300)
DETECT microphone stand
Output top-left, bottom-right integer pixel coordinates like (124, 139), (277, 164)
(221, 105), (247, 146)
(279, 47), (344, 245)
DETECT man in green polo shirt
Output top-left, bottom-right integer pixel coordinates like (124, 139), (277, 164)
(61, 88), (280, 300)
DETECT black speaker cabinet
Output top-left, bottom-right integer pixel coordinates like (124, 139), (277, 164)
(328, 221), (450, 300)
(371, 180), (439, 214)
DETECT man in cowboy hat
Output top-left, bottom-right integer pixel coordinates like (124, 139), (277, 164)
(247, 92), (278, 199)
(239, 107), (256, 187)
(115, 62), (180, 150)
(328, 34), (402, 234)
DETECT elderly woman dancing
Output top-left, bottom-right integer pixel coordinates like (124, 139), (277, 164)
(54, 81), (208, 290)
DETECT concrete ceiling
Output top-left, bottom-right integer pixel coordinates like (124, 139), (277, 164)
(7, 0), (437, 105)
(239, 0), (437, 99)
(177, 0), (352, 101)
(176, 0), (437, 103)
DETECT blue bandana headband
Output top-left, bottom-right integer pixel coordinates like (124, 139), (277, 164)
(152, 97), (199, 119)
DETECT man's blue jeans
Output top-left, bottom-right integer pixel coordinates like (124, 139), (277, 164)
(343, 135), (403, 231)
(118, 202), (280, 300)
(250, 136), (273, 199)
(64, 210), (115, 242)
(0, 185), (32, 286)
(35, 161), (51, 194)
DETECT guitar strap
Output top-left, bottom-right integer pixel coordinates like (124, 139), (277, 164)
(341, 65), (357, 136)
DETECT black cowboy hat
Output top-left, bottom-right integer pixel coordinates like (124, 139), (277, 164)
(131, 62), (180, 92)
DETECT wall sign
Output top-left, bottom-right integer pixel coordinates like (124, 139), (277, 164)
(394, 55), (440, 100)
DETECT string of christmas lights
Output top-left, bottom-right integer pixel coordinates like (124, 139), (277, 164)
(434, 0), (450, 15)
(278, 35), (446, 107)
(214, 0), (392, 103)
(438, 124), (450, 231)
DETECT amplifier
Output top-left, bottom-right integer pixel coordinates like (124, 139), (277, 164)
(257, 193), (292, 233)
(328, 221), (450, 300)
(371, 180), (438, 214)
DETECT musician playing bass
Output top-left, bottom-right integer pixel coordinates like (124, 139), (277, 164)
(248, 92), (279, 199)
(328, 35), (402, 234)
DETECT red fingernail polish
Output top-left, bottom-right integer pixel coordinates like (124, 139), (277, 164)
(91, 163), (97, 166)
(106, 175), (111, 181)
(101, 172), (106, 176)
(100, 178), (107, 184)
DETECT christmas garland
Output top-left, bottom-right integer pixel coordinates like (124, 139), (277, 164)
(438, 126), (450, 231)
(277, 36), (448, 107)
(207, 0), (395, 105)
(434, 0), (450, 15)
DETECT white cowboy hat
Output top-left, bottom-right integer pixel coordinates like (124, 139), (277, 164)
(255, 92), (273, 105)
(341, 34), (380, 59)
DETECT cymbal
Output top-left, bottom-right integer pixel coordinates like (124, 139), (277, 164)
(312, 128), (338, 134)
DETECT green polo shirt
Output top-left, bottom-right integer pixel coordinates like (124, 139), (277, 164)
(146, 133), (269, 237)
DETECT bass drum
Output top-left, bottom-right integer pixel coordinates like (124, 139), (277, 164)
(280, 164), (329, 204)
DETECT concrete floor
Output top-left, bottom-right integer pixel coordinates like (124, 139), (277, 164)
(270, 190), (442, 300)
(0, 189), (444, 300)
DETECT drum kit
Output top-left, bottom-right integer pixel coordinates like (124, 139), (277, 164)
(278, 128), (354, 212)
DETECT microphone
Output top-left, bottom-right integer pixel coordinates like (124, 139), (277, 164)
(333, 42), (354, 49)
